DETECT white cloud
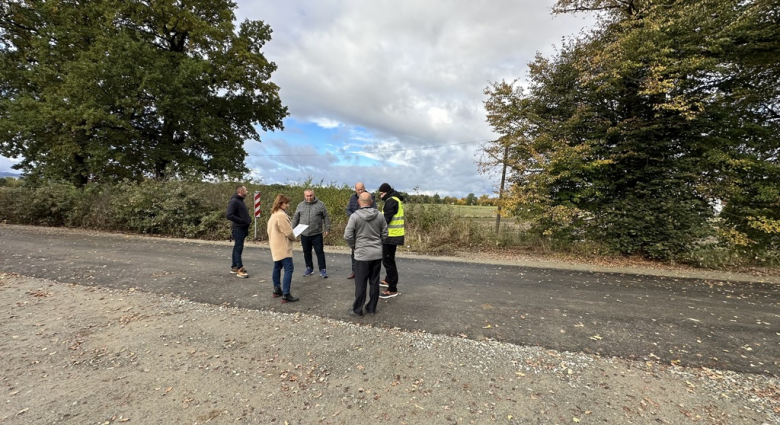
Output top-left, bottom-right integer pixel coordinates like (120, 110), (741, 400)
(311, 118), (342, 129)
(233, 0), (594, 197)
(0, 1), (594, 198)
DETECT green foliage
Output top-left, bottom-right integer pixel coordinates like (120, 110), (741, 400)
(679, 244), (780, 270)
(1, 179), (776, 269)
(403, 203), (488, 254)
(0, 182), (80, 226)
(483, 0), (780, 260)
(0, 177), (23, 187)
(0, 0), (287, 186)
(105, 180), (221, 237)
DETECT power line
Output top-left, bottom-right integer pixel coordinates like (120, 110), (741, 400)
(256, 140), (491, 157)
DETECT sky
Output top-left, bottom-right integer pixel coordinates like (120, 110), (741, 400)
(0, 1), (594, 198)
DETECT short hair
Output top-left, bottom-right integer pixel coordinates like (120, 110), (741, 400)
(271, 194), (291, 213)
(358, 192), (372, 205)
(235, 185), (245, 193)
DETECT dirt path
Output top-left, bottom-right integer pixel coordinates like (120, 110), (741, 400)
(1, 273), (778, 424)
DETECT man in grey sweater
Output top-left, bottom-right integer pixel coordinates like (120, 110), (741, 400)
(344, 192), (388, 317)
(345, 181), (376, 279)
(292, 189), (331, 278)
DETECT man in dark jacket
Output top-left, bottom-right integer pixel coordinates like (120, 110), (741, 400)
(377, 183), (404, 298)
(344, 191), (388, 317)
(226, 185), (251, 278)
(345, 182), (376, 279)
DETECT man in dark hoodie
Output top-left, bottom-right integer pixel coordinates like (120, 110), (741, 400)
(344, 191), (388, 316)
(377, 183), (404, 298)
(226, 185), (252, 278)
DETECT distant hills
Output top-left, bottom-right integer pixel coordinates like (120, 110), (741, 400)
(0, 171), (21, 178)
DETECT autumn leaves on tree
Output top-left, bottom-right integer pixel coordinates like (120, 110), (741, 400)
(482, 0), (779, 260)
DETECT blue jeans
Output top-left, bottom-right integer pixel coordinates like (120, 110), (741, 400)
(301, 233), (326, 270)
(231, 227), (248, 268)
(272, 257), (294, 295)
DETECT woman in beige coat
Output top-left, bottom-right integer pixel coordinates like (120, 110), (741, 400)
(267, 194), (299, 302)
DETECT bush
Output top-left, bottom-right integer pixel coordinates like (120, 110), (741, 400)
(403, 203), (490, 253)
(0, 182), (81, 226)
(106, 180), (227, 237)
(1, 179), (777, 271)
(0, 177), (24, 188)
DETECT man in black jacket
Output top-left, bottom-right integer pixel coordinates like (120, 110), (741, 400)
(377, 183), (404, 298)
(226, 185), (251, 278)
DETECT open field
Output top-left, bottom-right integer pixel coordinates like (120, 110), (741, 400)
(434, 203), (524, 230)
(442, 204), (497, 217)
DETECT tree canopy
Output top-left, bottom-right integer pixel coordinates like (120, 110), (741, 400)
(483, 0), (779, 258)
(0, 0), (288, 186)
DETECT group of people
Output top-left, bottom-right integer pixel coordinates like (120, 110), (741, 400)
(226, 182), (405, 316)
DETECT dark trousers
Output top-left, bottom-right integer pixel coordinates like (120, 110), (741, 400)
(301, 233), (326, 270)
(353, 259), (382, 314)
(350, 249), (355, 271)
(231, 227), (248, 268)
(382, 244), (398, 292)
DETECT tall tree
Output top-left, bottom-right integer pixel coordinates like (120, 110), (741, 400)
(484, 0), (780, 258)
(0, 0), (288, 186)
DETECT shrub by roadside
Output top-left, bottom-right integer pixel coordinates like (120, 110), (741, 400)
(0, 179), (777, 270)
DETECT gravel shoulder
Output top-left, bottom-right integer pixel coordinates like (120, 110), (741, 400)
(2, 272), (778, 424)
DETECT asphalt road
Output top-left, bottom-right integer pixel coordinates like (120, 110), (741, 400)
(2, 225), (778, 376)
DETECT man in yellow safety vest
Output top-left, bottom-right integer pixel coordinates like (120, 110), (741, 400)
(377, 183), (404, 298)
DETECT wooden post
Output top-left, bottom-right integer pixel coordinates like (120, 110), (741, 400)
(495, 143), (509, 233)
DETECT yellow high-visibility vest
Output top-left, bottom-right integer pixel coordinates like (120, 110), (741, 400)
(382, 196), (405, 237)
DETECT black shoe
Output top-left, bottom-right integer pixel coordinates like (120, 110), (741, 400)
(272, 287), (283, 298)
(282, 294), (299, 303)
(364, 308), (376, 316)
(348, 309), (363, 317)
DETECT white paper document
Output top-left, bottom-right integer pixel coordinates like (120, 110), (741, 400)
(293, 224), (308, 237)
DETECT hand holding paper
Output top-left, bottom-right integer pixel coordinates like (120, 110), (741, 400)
(293, 224), (308, 237)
